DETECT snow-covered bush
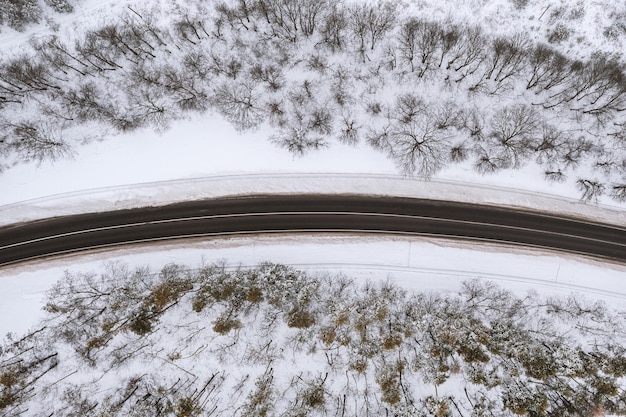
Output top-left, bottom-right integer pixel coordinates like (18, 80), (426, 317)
(3, 262), (626, 416)
(44, 0), (73, 13)
(0, 0), (41, 31)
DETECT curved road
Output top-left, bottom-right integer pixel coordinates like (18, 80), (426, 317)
(0, 195), (624, 266)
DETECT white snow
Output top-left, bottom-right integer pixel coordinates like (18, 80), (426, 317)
(0, 0), (625, 414)
(1, 235), (624, 337)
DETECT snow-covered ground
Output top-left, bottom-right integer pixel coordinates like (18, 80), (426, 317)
(2, 113), (624, 225)
(2, 235), (625, 337)
(1, 1), (625, 415)
(1, 0), (625, 337)
(1, 110), (624, 337)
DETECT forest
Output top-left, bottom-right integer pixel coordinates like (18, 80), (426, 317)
(1, 261), (625, 416)
(0, 0), (624, 201)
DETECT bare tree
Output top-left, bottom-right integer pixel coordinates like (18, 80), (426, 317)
(394, 93), (426, 125)
(386, 118), (451, 177)
(0, 0), (42, 31)
(544, 170), (567, 183)
(473, 146), (507, 174)
(61, 81), (115, 123)
(337, 113), (360, 145)
(307, 106), (333, 135)
(534, 123), (566, 166)
(250, 64), (285, 92)
(576, 179), (605, 202)
(31, 36), (89, 78)
(446, 26), (487, 82)
(128, 87), (174, 132)
(207, 51), (242, 79)
(483, 104), (540, 168)
(610, 184), (626, 202)
(432, 101), (465, 131)
(0, 55), (60, 98)
(526, 44), (575, 91)
(271, 125), (328, 155)
(559, 136), (594, 169)
(2, 120), (71, 164)
(319, 3), (347, 51)
(214, 0), (256, 31)
(449, 141), (470, 162)
(483, 34), (529, 83)
(397, 18), (442, 77)
(213, 82), (266, 131)
(76, 30), (124, 71)
(173, 11), (209, 45)
(436, 21), (461, 68)
(256, 0), (328, 42)
(348, 2), (396, 60)
(544, 55), (623, 114)
(44, 0), (73, 13)
(365, 121), (393, 152)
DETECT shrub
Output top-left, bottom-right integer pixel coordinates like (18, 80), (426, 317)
(509, 0), (528, 10)
(548, 24), (571, 44)
(44, 0), (73, 13)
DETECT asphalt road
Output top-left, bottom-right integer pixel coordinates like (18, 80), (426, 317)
(0, 195), (624, 266)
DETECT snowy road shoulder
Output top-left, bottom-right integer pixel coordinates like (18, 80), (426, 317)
(1, 235), (624, 336)
(1, 173), (624, 227)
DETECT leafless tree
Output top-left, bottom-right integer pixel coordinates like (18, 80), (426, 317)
(44, 0), (73, 13)
(348, 2), (396, 60)
(128, 88), (174, 132)
(0, 55), (60, 98)
(432, 101), (465, 131)
(271, 125), (328, 155)
(526, 44), (575, 91)
(483, 34), (530, 83)
(31, 36), (89, 78)
(544, 55), (624, 115)
(394, 93), (426, 125)
(213, 82), (266, 131)
(1, 120), (71, 164)
(76, 30), (124, 71)
(461, 108), (486, 140)
(91, 24), (148, 65)
(207, 51), (243, 79)
(544, 170), (567, 183)
(534, 123), (566, 166)
(436, 21), (461, 68)
(610, 184), (626, 202)
(173, 11), (210, 45)
(473, 149), (505, 174)
(449, 141), (470, 162)
(397, 18), (442, 77)
(319, 3), (347, 51)
(337, 113), (360, 145)
(365, 121), (393, 152)
(483, 104), (540, 168)
(0, 0), (42, 31)
(250, 64), (285, 91)
(446, 26), (487, 82)
(61, 81), (116, 123)
(559, 136), (594, 169)
(214, 0), (255, 31)
(307, 106), (333, 135)
(386, 118), (451, 177)
(576, 179), (605, 202)
(256, 0), (328, 42)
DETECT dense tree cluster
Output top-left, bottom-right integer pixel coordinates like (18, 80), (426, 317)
(1, 262), (625, 416)
(0, 0), (624, 201)
(0, 0), (74, 31)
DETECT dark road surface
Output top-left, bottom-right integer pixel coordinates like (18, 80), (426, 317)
(1, 195), (624, 266)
